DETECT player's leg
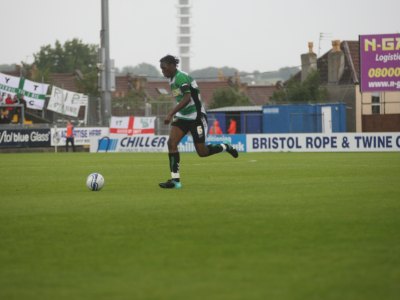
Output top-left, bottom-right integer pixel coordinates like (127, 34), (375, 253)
(195, 142), (238, 158)
(191, 114), (238, 158)
(159, 123), (187, 189)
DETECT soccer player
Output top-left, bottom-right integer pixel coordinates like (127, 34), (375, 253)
(159, 55), (238, 189)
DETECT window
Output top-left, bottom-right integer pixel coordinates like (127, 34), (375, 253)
(371, 93), (380, 114)
(180, 46), (189, 54)
(180, 7), (190, 14)
(180, 27), (190, 34)
(179, 37), (191, 44)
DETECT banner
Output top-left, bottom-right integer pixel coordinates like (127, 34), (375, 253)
(47, 86), (88, 117)
(20, 78), (49, 110)
(89, 133), (400, 153)
(247, 133), (400, 152)
(109, 116), (156, 135)
(51, 127), (109, 146)
(0, 72), (49, 110)
(359, 34), (400, 92)
(179, 134), (246, 152)
(0, 129), (51, 148)
(0, 72), (20, 96)
(90, 134), (245, 153)
(91, 135), (168, 152)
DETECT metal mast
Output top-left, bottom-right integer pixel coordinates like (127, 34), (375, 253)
(177, 0), (191, 73)
(99, 0), (114, 126)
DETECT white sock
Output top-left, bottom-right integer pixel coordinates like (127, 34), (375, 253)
(171, 172), (180, 180)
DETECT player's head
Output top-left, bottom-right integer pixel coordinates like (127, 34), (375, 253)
(160, 55), (179, 78)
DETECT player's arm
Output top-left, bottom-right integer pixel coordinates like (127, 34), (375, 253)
(164, 83), (191, 124)
(164, 93), (191, 124)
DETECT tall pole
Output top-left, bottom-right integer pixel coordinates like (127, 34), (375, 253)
(177, 0), (191, 73)
(100, 0), (112, 126)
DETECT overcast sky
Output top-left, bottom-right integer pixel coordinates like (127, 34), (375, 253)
(1, 0), (399, 73)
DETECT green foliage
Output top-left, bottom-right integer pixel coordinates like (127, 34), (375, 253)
(272, 70), (327, 103)
(112, 89), (148, 115)
(191, 67), (238, 79)
(120, 63), (161, 77)
(253, 67), (299, 81)
(31, 39), (99, 95)
(209, 87), (251, 109)
(33, 39), (97, 73)
(189, 66), (299, 85)
(0, 64), (17, 72)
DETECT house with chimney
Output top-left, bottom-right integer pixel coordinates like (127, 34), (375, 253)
(299, 40), (400, 132)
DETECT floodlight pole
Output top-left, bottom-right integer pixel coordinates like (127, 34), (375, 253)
(100, 0), (112, 126)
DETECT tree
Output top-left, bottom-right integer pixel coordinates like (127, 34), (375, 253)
(271, 70), (327, 103)
(30, 39), (99, 95)
(112, 89), (147, 116)
(209, 87), (251, 109)
(0, 64), (17, 72)
(121, 63), (161, 78)
(191, 67), (238, 80)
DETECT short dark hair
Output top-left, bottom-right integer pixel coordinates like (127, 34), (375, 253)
(160, 55), (180, 66)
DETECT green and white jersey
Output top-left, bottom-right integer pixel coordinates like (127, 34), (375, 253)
(169, 70), (206, 120)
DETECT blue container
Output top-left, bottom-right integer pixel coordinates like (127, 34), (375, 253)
(208, 108), (263, 134)
(263, 103), (346, 133)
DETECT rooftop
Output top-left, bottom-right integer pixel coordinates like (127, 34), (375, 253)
(208, 106), (262, 112)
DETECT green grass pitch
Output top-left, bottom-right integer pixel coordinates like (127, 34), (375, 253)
(0, 152), (399, 300)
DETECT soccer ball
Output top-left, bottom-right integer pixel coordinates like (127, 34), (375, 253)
(86, 173), (105, 191)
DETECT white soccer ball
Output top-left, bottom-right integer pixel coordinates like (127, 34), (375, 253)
(86, 173), (105, 191)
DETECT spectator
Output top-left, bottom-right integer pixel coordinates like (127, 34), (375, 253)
(3, 94), (14, 123)
(9, 95), (20, 123)
(65, 121), (76, 152)
(228, 118), (237, 134)
(0, 94), (8, 123)
(209, 119), (223, 134)
(17, 94), (27, 124)
(5, 94), (13, 112)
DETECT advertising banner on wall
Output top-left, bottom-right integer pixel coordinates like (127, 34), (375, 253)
(90, 134), (246, 153)
(89, 133), (400, 153)
(91, 135), (168, 152)
(179, 134), (246, 153)
(359, 33), (400, 92)
(0, 129), (51, 148)
(247, 133), (400, 152)
(109, 116), (156, 135)
(51, 127), (109, 146)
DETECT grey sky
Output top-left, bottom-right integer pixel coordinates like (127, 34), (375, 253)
(1, 0), (399, 72)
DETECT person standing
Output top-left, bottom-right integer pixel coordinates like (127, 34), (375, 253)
(65, 121), (75, 152)
(158, 55), (238, 189)
(228, 118), (237, 134)
(5, 94), (14, 122)
(209, 119), (223, 135)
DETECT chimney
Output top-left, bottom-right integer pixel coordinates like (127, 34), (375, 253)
(328, 40), (345, 84)
(301, 42), (317, 82)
